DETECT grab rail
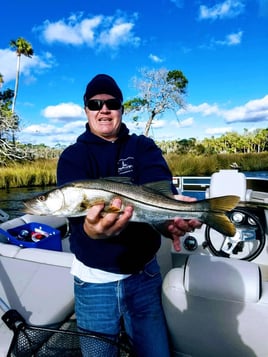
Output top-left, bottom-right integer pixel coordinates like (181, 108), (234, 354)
(172, 176), (211, 193)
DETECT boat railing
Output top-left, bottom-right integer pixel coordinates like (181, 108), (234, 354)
(173, 176), (211, 193)
(173, 175), (268, 196)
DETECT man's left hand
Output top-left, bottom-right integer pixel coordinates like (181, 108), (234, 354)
(167, 194), (202, 252)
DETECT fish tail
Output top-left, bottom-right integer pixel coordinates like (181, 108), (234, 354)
(203, 212), (236, 236)
(208, 195), (240, 211)
(203, 195), (240, 236)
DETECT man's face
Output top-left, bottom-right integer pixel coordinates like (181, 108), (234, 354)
(85, 94), (123, 141)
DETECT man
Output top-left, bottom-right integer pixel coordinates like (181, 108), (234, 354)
(57, 74), (201, 356)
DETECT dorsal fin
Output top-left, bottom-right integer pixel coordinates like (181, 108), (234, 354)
(101, 176), (133, 184)
(143, 180), (174, 198)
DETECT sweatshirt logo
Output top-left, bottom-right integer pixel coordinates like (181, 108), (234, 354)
(118, 157), (134, 175)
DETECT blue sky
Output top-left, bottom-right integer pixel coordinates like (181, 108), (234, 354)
(1, 0), (268, 146)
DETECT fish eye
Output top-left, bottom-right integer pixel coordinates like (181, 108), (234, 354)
(38, 195), (47, 202)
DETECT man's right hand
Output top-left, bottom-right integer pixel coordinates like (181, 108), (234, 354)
(83, 198), (133, 239)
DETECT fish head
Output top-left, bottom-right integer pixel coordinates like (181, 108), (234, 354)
(23, 188), (65, 215)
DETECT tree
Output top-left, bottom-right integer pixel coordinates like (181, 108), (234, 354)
(9, 37), (33, 145)
(124, 68), (188, 136)
(0, 77), (15, 140)
(0, 73), (3, 88)
(10, 37), (34, 114)
(0, 77), (26, 164)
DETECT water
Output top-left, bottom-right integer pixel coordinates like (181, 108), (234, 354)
(0, 186), (54, 220)
(244, 170), (268, 178)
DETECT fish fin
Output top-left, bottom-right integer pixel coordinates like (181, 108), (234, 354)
(204, 212), (236, 237)
(143, 180), (174, 198)
(102, 177), (133, 184)
(201, 195), (240, 236)
(207, 195), (240, 212)
(104, 206), (122, 213)
(80, 198), (105, 209)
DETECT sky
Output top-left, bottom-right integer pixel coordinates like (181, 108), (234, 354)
(1, 0), (268, 147)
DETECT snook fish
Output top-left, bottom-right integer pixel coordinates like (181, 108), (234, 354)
(23, 178), (240, 236)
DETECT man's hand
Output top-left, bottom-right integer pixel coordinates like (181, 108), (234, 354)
(167, 194), (202, 252)
(83, 198), (133, 239)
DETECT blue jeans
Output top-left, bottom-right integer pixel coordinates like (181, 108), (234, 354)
(74, 258), (170, 357)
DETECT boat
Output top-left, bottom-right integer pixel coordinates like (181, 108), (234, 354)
(0, 169), (268, 356)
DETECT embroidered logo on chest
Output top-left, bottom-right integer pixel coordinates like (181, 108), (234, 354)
(118, 157), (134, 175)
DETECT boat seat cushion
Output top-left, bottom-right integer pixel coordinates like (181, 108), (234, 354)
(162, 254), (268, 357)
(206, 169), (247, 200)
(0, 242), (21, 257)
(0, 256), (74, 326)
(184, 255), (261, 303)
(15, 248), (74, 267)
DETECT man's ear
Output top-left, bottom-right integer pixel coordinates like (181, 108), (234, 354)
(121, 105), (124, 114)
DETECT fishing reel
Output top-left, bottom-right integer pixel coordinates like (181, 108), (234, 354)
(204, 207), (266, 261)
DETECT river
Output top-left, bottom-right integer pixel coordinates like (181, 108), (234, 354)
(0, 171), (268, 220)
(0, 186), (54, 219)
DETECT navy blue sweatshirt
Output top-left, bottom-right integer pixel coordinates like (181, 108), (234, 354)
(57, 123), (175, 274)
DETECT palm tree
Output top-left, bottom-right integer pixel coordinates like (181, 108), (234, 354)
(10, 37), (34, 114)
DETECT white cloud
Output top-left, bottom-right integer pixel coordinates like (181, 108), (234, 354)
(205, 127), (233, 135)
(42, 102), (85, 121)
(170, 117), (194, 128)
(180, 103), (221, 116)
(0, 49), (55, 84)
(149, 54), (164, 63)
(23, 123), (59, 135)
(223, 95), (268, 122)
(214, 31), (243, 46)
(179, 117), (194, 127)
(152, 119), (166, 128)
(41, 16), (102, 46)
(199, 0), (245, 20)
(180, 95), (268, 124)
(98, 21), (140, 48)
(37, 12), (140, 50)
(20, 120), (86, 146)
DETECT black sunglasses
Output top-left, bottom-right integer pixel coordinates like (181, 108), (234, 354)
(86, 99), (122, 111)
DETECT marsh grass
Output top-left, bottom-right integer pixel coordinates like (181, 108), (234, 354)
(0, 160), (57, 189)
(0, 153), (267, 189)
(165, 152), (268, 176)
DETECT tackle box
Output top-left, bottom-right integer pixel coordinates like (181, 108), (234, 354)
(0, 222), (62, 251)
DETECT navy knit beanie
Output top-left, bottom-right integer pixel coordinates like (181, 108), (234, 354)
(83, 74), (123, 105)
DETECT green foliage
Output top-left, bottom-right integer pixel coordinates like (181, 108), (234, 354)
(166, 70), (188, 93)
(157, 129), (268, 155)
(9, 37), (34, 57)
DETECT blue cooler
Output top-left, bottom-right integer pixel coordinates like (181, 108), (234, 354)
(1, 222), (62, 251)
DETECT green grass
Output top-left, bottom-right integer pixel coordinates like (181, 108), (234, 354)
(0, 159), (57, 189)
(165, 152), (268, 176)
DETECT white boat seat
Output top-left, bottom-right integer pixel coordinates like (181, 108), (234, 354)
(0, 242), (21, 257)
(162, 254), (268, 357)
(206, 169), (248, 201)
(0, 253), (74, 357)
(14, 247), (74, 267)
